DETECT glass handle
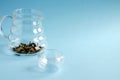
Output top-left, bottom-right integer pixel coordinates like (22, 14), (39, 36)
(0, 15), (12, 38)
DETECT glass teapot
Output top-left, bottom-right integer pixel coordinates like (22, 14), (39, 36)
(0, 8), (47, 55)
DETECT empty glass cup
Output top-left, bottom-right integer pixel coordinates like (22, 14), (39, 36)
(38, 49), (64, 73)
(0, 8), (47, 55)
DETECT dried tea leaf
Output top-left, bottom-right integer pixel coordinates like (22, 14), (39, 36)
(12, 42), (44, 54)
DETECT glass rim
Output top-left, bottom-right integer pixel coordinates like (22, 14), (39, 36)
(38, 49), (63, 56)
(13, 8), (43, 16)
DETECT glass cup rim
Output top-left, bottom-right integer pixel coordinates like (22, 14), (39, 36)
(14, 8), (42, 14)
(13, 8), (43, 19)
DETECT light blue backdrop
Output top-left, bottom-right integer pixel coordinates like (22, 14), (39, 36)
(0, 0), (120, 80)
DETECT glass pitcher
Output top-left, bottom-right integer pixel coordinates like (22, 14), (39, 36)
(0, 8), (47, 56)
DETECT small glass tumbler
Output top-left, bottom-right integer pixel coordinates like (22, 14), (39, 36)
(38, 49), (64, 73)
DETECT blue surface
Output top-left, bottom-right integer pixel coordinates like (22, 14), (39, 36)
(0, 0), (120, 80)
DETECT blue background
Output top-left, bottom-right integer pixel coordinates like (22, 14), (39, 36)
(0, 0), (120, 80)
